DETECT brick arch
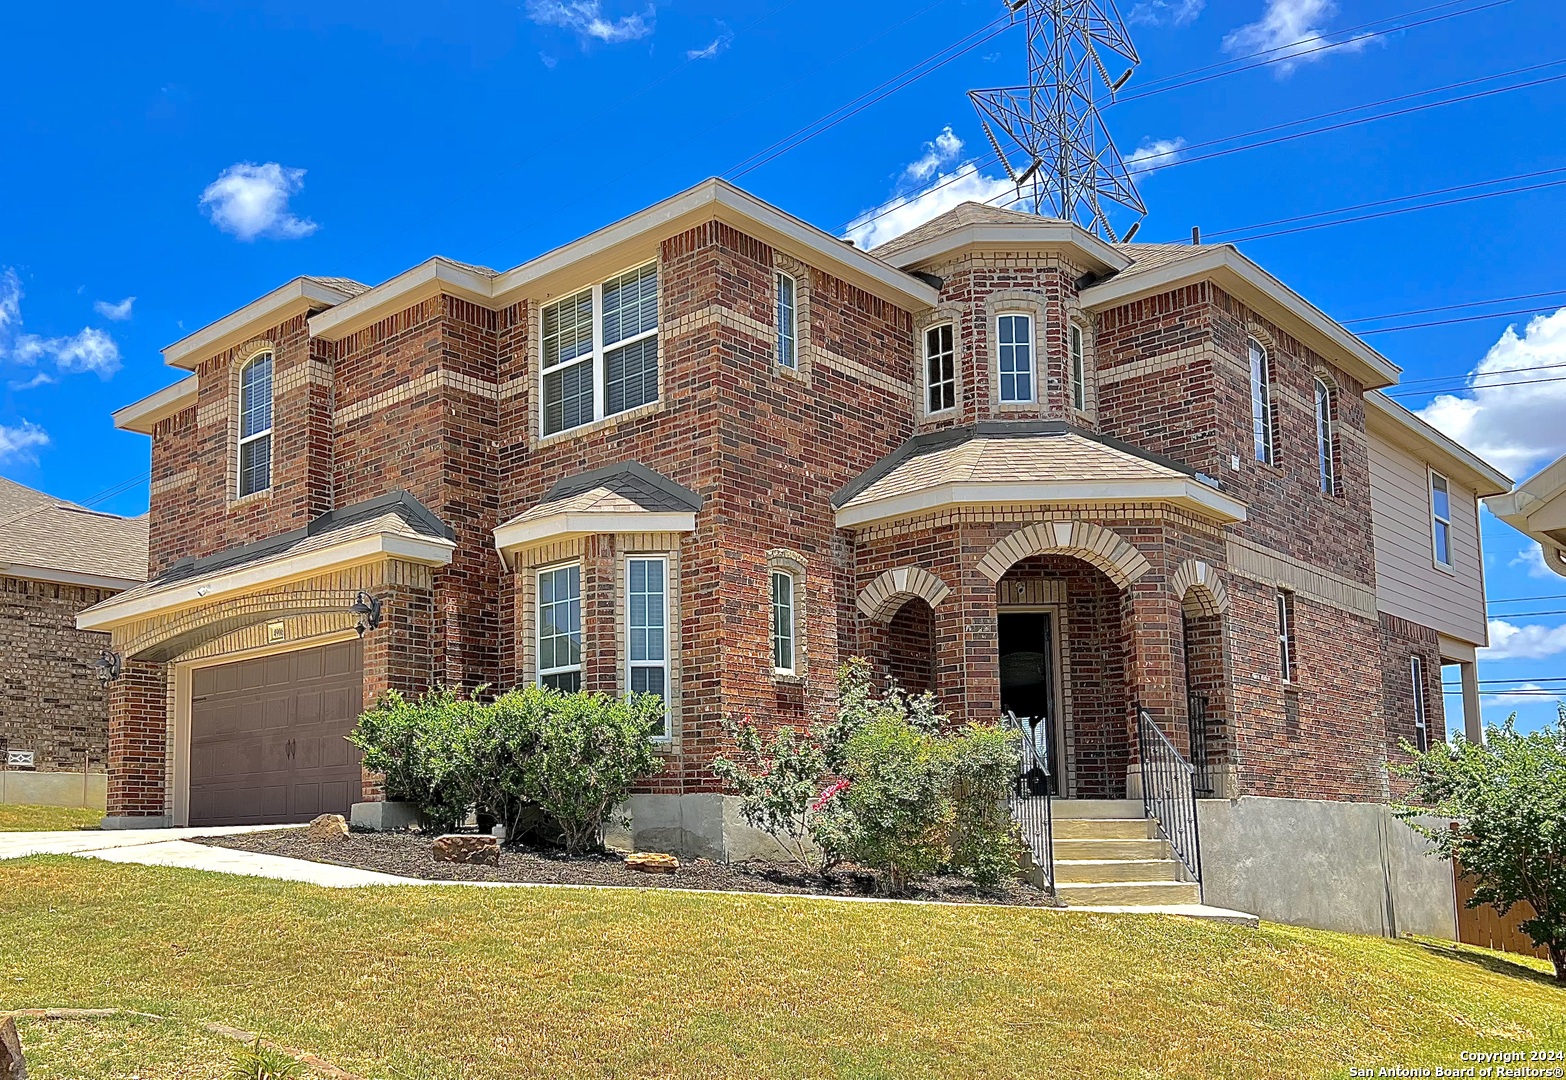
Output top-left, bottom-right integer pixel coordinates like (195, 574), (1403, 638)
(975, 521), (1150, 588)
(856, 566), (952, 624)
(1171, 559), (1229, 616)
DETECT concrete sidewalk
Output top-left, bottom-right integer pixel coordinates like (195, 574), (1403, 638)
(0, 825), (290, 860)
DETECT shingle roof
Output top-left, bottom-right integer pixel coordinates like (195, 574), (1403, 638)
(869, 202), (1070, 260)
(836, 425), (1191, 513)
(0, 479), (148, 583)
(95, 491), (452, 610)
(304, 276), (374, 297)
(502, 463), (702, 531)
(1106, 242), (1214, 281)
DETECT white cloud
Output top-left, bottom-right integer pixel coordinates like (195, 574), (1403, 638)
(846, 162), (1019, 250)
(1482, 682), (1563, 707)
(200, 162), (319, 241)
(1222, 0), (1370, 75)
(1479, 619), (1566, 661)
(0, 268), (122, 379)
(1126, 136), (1187, 173)
(93, 296), (135, 321)
(527, 1), (654, 45)
(687, 22), (732, 60)
(8, 372), (54, 391)
(1417, 308), (1566, 480)
(0, 421), (49, 462)
(1129, 0), (1204, 27)
(1510, 545), (1555, 580)
(901, 126), (965, 186)
(0, 269), (20, 332)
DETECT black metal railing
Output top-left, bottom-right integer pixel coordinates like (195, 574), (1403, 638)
(1187, 692), (1215, 797)
(1004, 710), (1054, 893)
(1136, 705), (1203, 890)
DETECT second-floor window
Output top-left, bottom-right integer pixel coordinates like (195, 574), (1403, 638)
(1249, 336), (1275, 465)
(925, 323), (955, 414)
(1314, 377), (1337, 495)
(1410, 655), (1429, 752)
(997, 313), (1033, 403)
(541, 262), (658, 437)
(1276, 589), (1296, 683)
(1430, 471), (1454, 569)
(1070, 324), (1087, 411)
(776, 271), (797, 369)
(237, 351), (273, 498)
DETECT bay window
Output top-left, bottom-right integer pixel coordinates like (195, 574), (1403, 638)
(538, 564), (583, 691)
(627, 556), (669, 739)
(996, 313), (1034, 403)
(925, 323), (955, 414)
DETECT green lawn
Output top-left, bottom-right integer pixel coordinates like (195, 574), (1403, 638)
(0, 803), (101, 832)
(2, 857), (1561, 1080)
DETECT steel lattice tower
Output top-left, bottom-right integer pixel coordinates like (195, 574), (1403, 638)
(969, 0), (1145, 240)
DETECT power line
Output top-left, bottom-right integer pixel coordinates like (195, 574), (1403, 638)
(1386, 373), (1566, 399)
(1490, 592), (1566, 605)
(1341, 288), (1566, 326)
(1359, 305), (1566, 336)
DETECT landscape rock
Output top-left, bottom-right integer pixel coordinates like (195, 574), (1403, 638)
(306, 813), (349, 842)
(0, 1015), (27, 1080)
(431, 834), (500, 866)
(625, 852), (680, 875)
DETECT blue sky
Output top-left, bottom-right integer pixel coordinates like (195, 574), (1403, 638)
(1, 0), (1563, 730)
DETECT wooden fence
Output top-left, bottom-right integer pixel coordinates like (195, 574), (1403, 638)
(1453, 860), (1549, 960)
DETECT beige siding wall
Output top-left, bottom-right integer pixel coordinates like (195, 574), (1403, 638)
(1369, 431), (1487, 645)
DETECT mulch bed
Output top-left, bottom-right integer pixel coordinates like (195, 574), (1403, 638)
(196, 829), (1061, 907)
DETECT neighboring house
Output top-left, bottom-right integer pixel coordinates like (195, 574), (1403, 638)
(0, 476), (148, 807)
(1486, 452), (1566, 579)
(79, 184), (1510, 934)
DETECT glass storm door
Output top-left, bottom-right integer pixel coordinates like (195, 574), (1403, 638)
(998, 611), (1058, 796)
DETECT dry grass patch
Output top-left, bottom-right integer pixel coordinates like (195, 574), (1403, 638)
(0, 804), (101, 832)
(13, 1014), (237, 1079)
(0, 857), (1560, 1079)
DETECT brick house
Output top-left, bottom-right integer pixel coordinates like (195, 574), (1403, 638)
(80, 183), (1508, 929)
(1, 477), (147, 807)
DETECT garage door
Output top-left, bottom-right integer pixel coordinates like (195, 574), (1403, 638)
(188, 641), (365, 827)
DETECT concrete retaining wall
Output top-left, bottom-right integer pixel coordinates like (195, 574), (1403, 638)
(0, 770), (107, 809)
(608, 794), (811, 863)
(1197, 796), (1455, 939)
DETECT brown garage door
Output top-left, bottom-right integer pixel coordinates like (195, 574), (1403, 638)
(188, 641), (365, 827)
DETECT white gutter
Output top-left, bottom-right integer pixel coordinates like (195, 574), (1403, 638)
(493, 510), (697, 568)
(163, 278), (359, 370)
(113, 376), (198, 434)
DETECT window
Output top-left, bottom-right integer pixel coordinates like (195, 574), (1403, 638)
(1410, 655), (1429, 752)
(541, 263), (658, 436)
(996, 313), (1033, 403)
(1248, 337), (1275, 465)
(925, 323), (955, 414)
(237, 352), (273, 497)
(1430, 471), (1453, 568)
(776, 271), (797, 370)
(627, 557), (669, 739)
(771, 570), (796, 674)
(1276, 589), (1295, 683)
(1070, 324), (1087, 412)
(1314, 377), (1337, 495)
(537, 564), (582, 691)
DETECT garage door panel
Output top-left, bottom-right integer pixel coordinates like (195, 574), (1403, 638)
(188, 642), (364, 827)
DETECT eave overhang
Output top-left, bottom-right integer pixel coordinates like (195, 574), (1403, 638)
(163, 277), (360, 370)
(1365, 391), (1511, 497)
(494, 511), (697, 568)
(834, 477), (1248, 530)
(875, 221), (1133, 276)
(113, 376), (198, 434)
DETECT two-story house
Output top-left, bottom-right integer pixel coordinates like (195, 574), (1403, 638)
(79, 183), (1507, 932)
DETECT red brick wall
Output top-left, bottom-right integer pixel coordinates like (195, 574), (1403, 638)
(105, 658), (167, 818)
(883, 598), (936, 695)
(1380, 611), (1446, 793)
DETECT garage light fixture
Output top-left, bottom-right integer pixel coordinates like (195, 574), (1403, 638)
(349, 591), (383, 637)
(96, 650), (122, 686)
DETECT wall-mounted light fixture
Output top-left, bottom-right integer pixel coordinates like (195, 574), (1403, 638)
(96, 650), (122, 686)
(349, 592), (383, 638)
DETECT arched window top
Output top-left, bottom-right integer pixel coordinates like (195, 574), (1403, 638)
(237, 351), (274, 497)
(1314, 375), (1338, 496)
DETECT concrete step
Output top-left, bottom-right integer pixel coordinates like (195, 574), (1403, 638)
(1051, 818), (1157, 841)
(1051, 799), (1144, 820)
(1056, 880), (1202, 906)
(1053, 837), (1171, 861)
(1054, 858), (1186, 883)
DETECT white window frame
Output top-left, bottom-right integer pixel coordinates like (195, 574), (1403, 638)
(1276, 589), (1295, 684)
(1429, 469), (1454, 571)
(996, 312), (1035, 404)
(771, 569), (797, 675)
(626, 555), (670, 741)
(1070, 323), (1087, 412)
(237, 350), (274, 498)
(1314, 376), (1336, 495)
(537, 562), (583, 691)
(776, 270), (797, 370)
(539, 261), (658, 439)
(1410, 654), (1429, 752)
(1249, 336), (1275, 465)
(924, 322), (955, 415)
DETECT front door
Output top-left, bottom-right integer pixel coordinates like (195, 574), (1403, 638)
(998, 610), (1059, 796)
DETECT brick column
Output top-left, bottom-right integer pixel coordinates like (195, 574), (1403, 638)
(360, 570), (436, 804)
(582, 534), (618, 694)
(1123, 583), (1188, 755)
(104, 658), (169, 828)
(934, 561), (999, 726)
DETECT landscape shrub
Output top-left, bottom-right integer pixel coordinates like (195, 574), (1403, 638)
(710, 713), (827, 871)
(348, 687), (491, 832)
(943, 722), (1025, 888)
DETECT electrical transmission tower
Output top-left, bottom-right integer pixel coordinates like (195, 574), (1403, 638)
(969, 0), (1146, 241)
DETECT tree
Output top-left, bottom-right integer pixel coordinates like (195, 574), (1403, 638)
(1392, 708), (1566, 983)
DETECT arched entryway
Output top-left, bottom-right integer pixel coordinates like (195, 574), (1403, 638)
(1174, 560), (1231, 797)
